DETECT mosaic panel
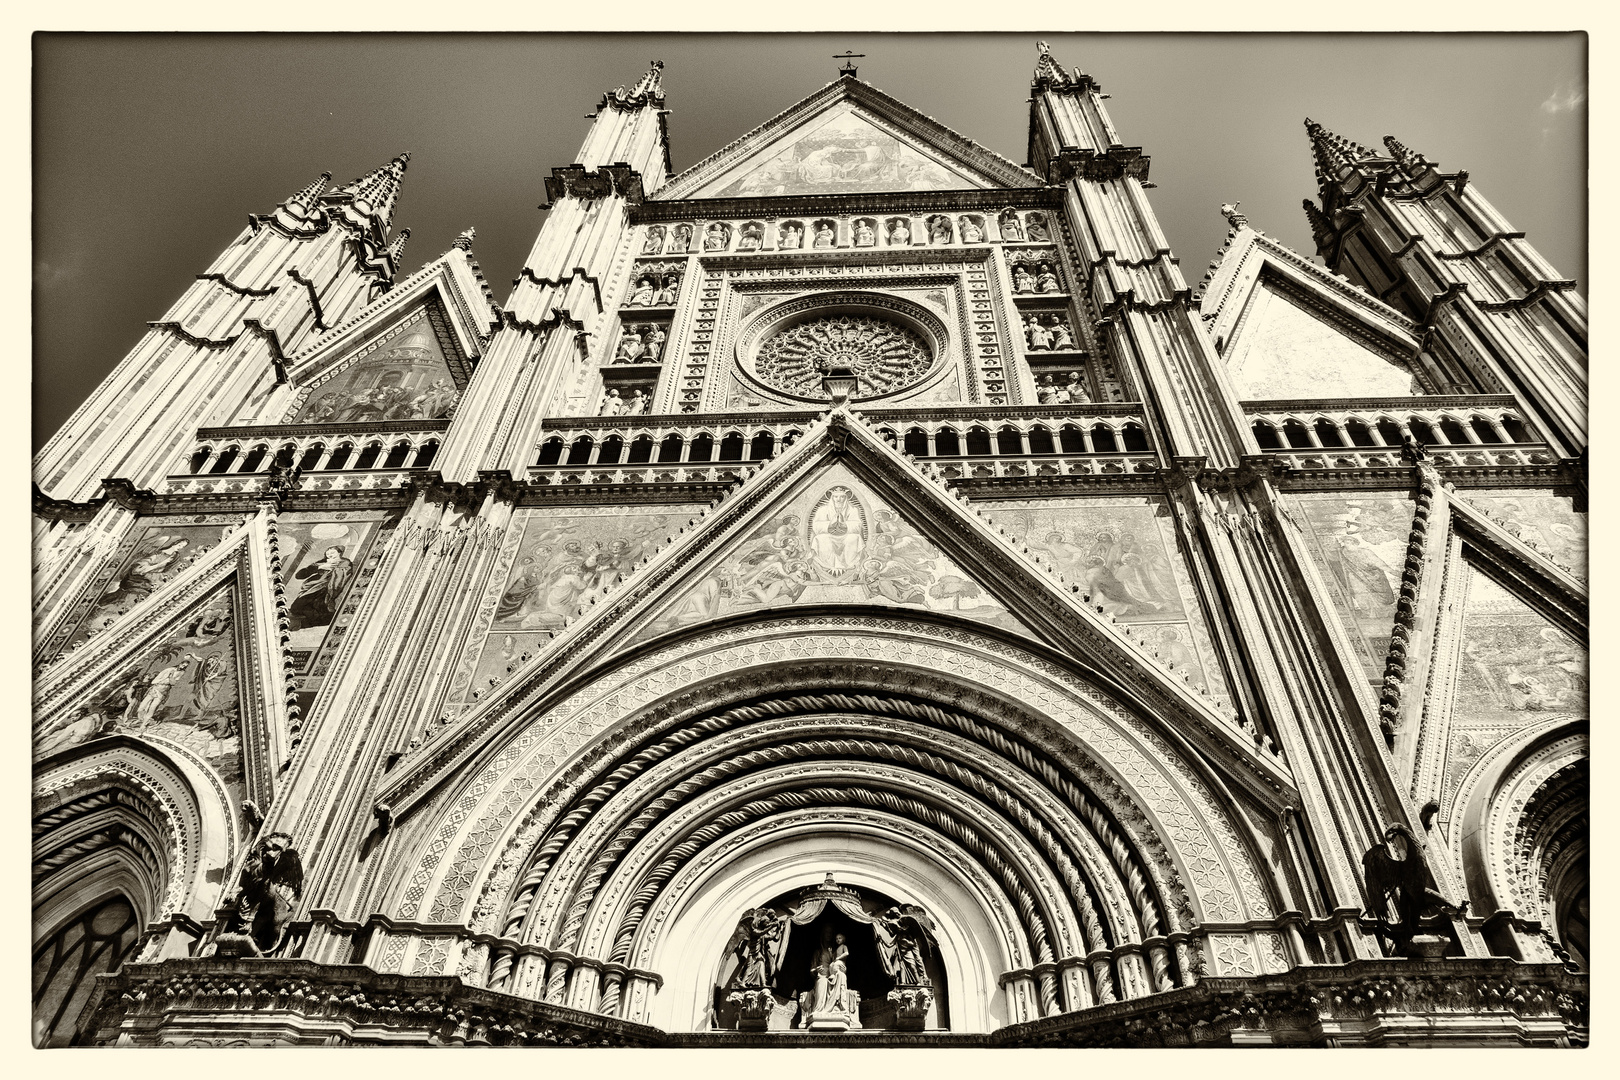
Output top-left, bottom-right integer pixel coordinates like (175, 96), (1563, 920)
(1440, 566), (1587, 810)
(276, 511), (388, 670)
(1288, 493), (1415, 686)
(977, 495), (1231, 706)
(1463, 490), (1586, 584)
(34, 584), (246, 805)
(288, 310), (461, 424)
(634, 468), (1031, 643)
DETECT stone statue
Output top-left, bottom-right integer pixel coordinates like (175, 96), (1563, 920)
(780, 222), (803, 250)
(644, 324), (667, 361)
(853, 220), (876, 247)
(1052, 376), (1072, 405)
(1025, 314), (1052, 351)
(615, 327), (646, 363)
(808, 930), (850, 1015)
(1036, 262), (1061, 293)
(704, 222), (729, 251)
(1048, 317), (1074, 350)
(929, 217), (952, 245)
(627, 276), (656, 307)
(669, 223), (692, 252)
(215, 832), (303, 957)
(959, 217), (984, 243)
(738, 223), (763, 251)
(628, 389), (650, 415)
(813, 221), (836, 248)
(1025, 212), (1049, 241)
(652, 274), (678, 306)
(1066, 371), (1090, 403)
(888, 218), (911, 246)
(1000, 211), (1024, 241)
(600, 388), (625, 416)
(1011, 264), (1034, 294)
(1362, 822), (1466, 956)
(878, 907), (930, 986)
(641, 226), (665, 255)
(726, 907), (785, 989)
(1037, 374), (1058, 404)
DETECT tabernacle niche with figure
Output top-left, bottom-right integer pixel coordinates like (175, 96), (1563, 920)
(712, 874), (946, 1032)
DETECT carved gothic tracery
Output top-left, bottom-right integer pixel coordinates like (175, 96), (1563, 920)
(754, 313), (933, 399)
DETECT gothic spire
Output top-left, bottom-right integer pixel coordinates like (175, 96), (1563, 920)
(1032, 39), (1074, 89)
(384, 227), (411, 265)
(284, 171), (331, 217)
(451, 226), (476, 252)
(1304, 118), (1376, 192)
(1383, 133), (1432, 175)
(1302, 197), (1336, 250)
(600, 60), (666, 111)
(335, 152), (411, 229)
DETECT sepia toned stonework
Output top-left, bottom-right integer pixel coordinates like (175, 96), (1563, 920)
(32, 45), (1585, 1048)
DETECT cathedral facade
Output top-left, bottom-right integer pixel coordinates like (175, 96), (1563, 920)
(32, 44), (1588, 1047)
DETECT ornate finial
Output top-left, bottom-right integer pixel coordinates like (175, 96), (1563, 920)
(384, 227), (410, 264)
(824, 872), (837, 888)
(1219, 201), (1248, 229)
(1304, 118), (1378, 188)
(1033, 39), (1071, 87)
(1383, 133), (1431, 175)
(338, 153), (412, 230)
(286, 171), (331, 216)
(834, 50), (863, 78)
(1302, 198), (1336, 249)
(631, 59), (664, 98)
(452, 226), (476, 252)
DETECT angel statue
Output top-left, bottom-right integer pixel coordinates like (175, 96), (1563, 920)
(1362, 822), (1466, 956)
(724, 907), (785, 989)
(876, 904), (938, 985)
(215, 832), (304, 957)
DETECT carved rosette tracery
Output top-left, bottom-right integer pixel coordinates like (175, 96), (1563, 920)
(754, 313), (932, 399)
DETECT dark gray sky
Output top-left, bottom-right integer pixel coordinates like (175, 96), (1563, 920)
(34, 33), (1585, 450)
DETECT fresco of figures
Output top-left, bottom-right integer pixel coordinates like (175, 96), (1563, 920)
(490, 509), (697, 633)
(1463, 492), (1586, 584)
(979, 497), (1229, 704)
(638, 475), (1025, 641)
(713, 109), (971, 198)
(276, 514), (385, 655)
(1441, 567), (1588, 807)
(1289, 495), (1416, 685)
(59, 519), (242, 655)
(290, 317), (462, 424)
(35, 588), (245, 795)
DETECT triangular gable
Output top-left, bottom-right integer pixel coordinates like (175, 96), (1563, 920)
(625, 462), (1035, 645)
(380, 408), (1294, 820)
(1202, 226), (1426, 401)
(34, 510), (299, 811)
(278, 246), (500, 421)
(654, 79), (1042, 202)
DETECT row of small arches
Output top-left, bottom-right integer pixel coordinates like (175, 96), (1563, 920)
(536, 429), (803, 468)
(187, 438), (441, 475)
(1252, 412), (1534, 451)
(882, 422), (1151, 457)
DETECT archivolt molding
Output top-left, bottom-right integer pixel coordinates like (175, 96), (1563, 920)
(392, 617), (1272, 950)
(1447, 719), (1585, 917)
(34, 736), (237, 925)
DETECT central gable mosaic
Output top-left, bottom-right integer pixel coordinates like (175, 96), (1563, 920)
(702, 105), (991, 199)
(288, 309), (463, 424)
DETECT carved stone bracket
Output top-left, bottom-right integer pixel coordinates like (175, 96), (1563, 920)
(888, 985), (934, 1031)
(1050, 147), (1152, 185)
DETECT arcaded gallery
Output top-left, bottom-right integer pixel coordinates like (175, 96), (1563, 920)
(31, 41), (1588, 1046)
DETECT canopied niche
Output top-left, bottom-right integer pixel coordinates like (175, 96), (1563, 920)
(714, 874), (947, 1032)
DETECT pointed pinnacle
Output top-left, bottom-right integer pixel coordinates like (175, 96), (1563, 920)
(1383, 133), (1432, 174)
(630, 59), (664, 99)
(1303, 198), (1336, 249)
(452, 226), (476, 252)
(1033, 38), (1072, 87)
(339, 152), (411, 227)
(286, 171), (331, 216)
(384, 227), (411, 264)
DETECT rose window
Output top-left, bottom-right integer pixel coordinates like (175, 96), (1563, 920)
(754, 314), (933, 399)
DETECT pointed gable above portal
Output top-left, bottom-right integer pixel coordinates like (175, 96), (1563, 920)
(655, 79), (1042, 202)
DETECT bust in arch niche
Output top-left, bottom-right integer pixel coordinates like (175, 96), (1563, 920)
(290, 318), (462, 424)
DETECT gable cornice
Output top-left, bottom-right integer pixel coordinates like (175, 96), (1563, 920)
(651, 78), (1043, 202)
